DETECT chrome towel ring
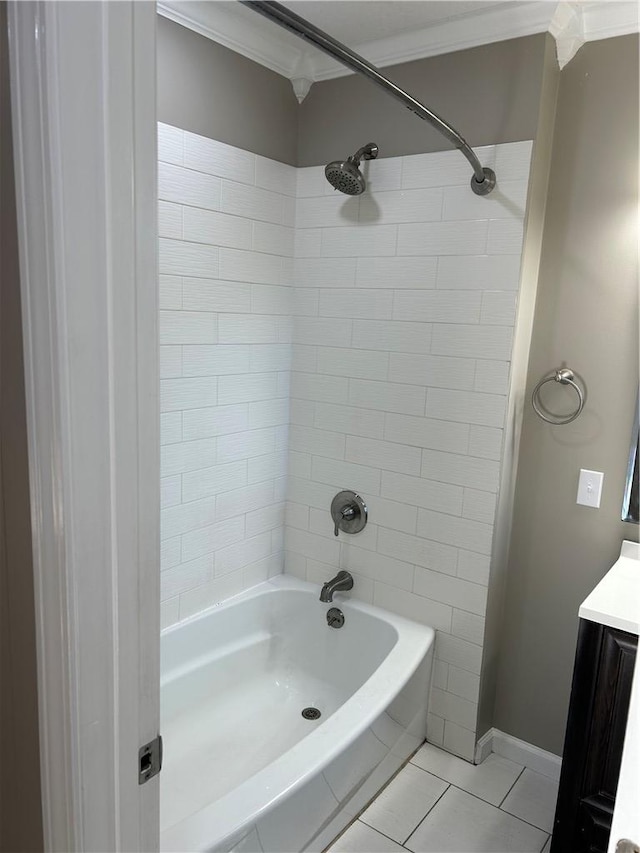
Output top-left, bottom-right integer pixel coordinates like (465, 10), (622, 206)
(531, 367), (585, 425)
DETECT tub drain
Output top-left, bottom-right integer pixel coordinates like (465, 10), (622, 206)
(301, 707), (321, 720)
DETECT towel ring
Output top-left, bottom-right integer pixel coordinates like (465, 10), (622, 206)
(532, 368), (585, 425)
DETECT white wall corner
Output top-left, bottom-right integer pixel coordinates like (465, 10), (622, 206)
(550, 2), (585, 69)
(291, 77), (314, 104)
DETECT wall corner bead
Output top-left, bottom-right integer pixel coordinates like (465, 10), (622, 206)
(290, 76), (313, 103)
(550, 2), (585, 69)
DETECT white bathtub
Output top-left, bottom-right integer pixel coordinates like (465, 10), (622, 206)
(160, 575), (435, 853)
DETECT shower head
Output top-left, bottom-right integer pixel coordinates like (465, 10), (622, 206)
(325, 143), (378, 195)
(325, 159), (365, 195)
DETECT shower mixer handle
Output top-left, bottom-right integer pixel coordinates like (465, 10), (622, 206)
(334, 505), (356, 536)
(330, 490), (367, 537)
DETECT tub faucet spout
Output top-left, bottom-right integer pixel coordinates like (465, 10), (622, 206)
(319, 570), (353, 602)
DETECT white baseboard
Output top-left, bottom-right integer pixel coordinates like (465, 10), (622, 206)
(475, 728), (562, 781)
(474, 728), (496, 765)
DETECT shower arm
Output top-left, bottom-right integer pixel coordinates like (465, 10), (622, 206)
(240, 0), (496, 195)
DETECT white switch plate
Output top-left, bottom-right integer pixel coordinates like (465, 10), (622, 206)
(577, 469), (604, 508)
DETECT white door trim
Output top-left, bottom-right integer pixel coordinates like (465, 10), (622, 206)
(7, 2), (159, 849)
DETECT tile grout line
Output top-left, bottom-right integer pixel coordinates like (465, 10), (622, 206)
(355, 818), (408, 851)
(455, 781), (552, 835)
(500, 807), (554, 837)
(496, 763), (526, 809)
(403, 752), (555, 831)
(399, 780), (451, 848)
(324, 744), (424, 852)
(403, 777), (554, 841)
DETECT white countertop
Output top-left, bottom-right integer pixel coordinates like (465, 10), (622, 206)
(579, 540), (640, 635)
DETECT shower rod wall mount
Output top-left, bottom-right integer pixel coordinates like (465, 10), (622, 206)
(241, 0), (497, 196)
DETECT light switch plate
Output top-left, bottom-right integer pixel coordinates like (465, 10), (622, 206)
(577, 469), (604, 508)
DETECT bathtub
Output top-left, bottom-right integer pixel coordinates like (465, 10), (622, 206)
(160, 575), (435, 853)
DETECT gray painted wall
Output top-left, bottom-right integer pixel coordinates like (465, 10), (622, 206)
(477, 32), (560, 746)
(493, 34), (640, 756)
(0, 5), (44, 850)
(297, 34), (548, 165)
(157, 16), (298, 165)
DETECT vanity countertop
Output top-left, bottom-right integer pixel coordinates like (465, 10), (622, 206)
(579, 540), (640, 635)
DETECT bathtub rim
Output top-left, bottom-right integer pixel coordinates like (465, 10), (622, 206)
(160, 574), (435, 852)
(160, 576), (398, 689)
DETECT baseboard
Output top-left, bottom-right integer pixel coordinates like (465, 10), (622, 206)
(474, 728), (495, 765)
(475, 728), (562, 781)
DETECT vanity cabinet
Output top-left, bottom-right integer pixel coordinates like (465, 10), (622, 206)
(551, 619), (637, 853)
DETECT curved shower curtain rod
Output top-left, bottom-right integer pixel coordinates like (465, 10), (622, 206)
(241, 0), (496, 195)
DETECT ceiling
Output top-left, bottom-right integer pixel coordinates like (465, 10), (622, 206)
(157, 1), (640, 98)
(281, 1), (512, 44)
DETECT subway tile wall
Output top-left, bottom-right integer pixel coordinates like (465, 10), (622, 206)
(158, 121), (533, 761)
(158, 123), (295, 628)
(284, 141), (533, 761)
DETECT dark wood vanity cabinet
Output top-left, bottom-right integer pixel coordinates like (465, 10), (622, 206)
(551, 619), (637, 853)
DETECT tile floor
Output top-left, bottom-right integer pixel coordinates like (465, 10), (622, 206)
(328, 743), (559, 853)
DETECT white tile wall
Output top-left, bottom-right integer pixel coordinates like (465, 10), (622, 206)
(158, 124), (532, 761)
(158, 123), (293, 623)
(285, 141), (533, 761)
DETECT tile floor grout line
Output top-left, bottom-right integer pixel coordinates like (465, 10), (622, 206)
(409, 753), (528, 810)
(330, 746), (555, 852)
(329, 743), (427, 852)
(538, 834), (551, 853)
(444, 782), (553, 835)
(354, 817), (407, 851)
(400, 782), (552, 853)
(407, 757), (482, 791)
(500, 802), (554, 836)
(496, 764), (526, 808)
(399, 781), (451, 848)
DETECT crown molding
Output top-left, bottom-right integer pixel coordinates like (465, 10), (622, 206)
(157, 0), (303, 78)
(291, 77), (314, 104)
(550, 1), (638, 70)
(550, 2), (584, 69)
(309, 2), (555, 82)
(582, 1), (639, 41)
(157, 0), (640, 95)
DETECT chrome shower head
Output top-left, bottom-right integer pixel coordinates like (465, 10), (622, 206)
(325, 159), (365, 195)
(325, 143), (378, 195)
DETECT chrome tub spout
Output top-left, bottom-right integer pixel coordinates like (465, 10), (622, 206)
(320, 570), (354, 603)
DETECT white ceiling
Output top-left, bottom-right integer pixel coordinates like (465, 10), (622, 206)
(157, 0), (640, 97)
(282, 1), (512, 44)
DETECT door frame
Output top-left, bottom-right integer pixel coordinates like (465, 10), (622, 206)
(7, 2), (160, 849)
